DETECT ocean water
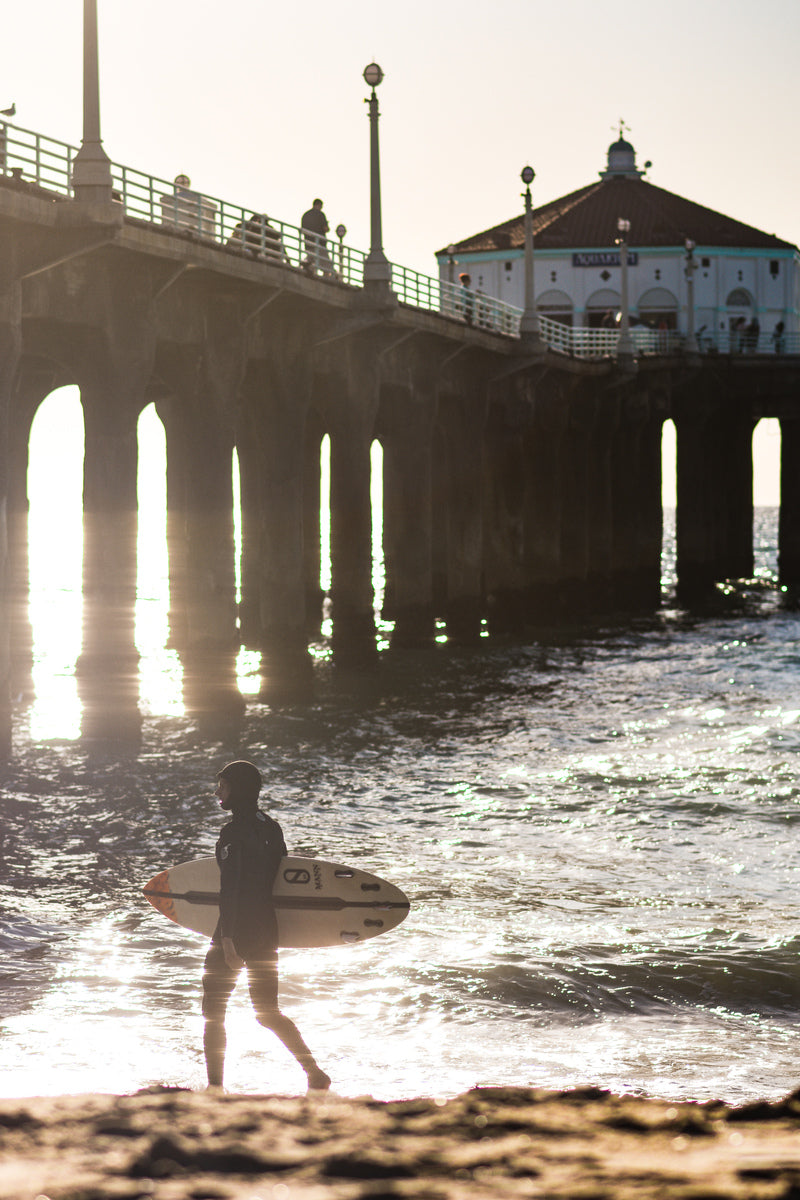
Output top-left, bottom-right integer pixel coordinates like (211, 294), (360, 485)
(0, 509), (798, 1104)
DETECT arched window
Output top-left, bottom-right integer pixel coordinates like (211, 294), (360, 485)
(726, 288), (753, 308)
(536, 289), (573, 327)
(725, 288), (754, 341)
(637, 287), (678, 330)
(586, 288), (621, 329)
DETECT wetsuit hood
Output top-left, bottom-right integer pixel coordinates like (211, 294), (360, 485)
(217, 760), (262, 809)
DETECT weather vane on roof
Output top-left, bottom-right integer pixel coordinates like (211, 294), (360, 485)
(614, 119), (631, 140)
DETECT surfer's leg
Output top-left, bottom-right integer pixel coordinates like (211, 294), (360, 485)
(202, 942), (239, 1088)
(247, 958), (331, 1091)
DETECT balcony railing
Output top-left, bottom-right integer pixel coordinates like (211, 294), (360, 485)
(694, 328), (799, 356)
(0, 119), (796, 364)
(534, 318), (684, 360)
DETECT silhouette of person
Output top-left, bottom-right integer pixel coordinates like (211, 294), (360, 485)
(458, 272), (474, 325)
(201, 760), (331, 1092)
(745, 316), (760, 353)
(773, 320), (786, 355)
(228, 213), (286, 262)
(733, 316), (747, 353)
(301, 199), (335, 276)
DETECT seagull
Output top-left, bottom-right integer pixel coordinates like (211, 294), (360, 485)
(1, 103), (15, 117)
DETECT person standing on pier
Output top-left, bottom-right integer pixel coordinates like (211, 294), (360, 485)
(201, 759), (331, 1092)
(458, 272), (475, 325)
(301, 198), (335, 276)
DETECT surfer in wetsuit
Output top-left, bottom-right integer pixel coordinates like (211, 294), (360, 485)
(202, 759), (331, 1092)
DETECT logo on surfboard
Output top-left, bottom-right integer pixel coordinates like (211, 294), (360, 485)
(283, 867), (311, 885)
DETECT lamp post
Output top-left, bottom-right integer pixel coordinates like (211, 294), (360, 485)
(447, 244), (456, 285)
(363, 63), (392, 299)
(446, 244), (457, 315)
(336, 223), (347, 282)
(615, 218), (634, 362)
(684, 238), (699, 355)
(72, 0), (113, 202)
(519, 165), (545, 353)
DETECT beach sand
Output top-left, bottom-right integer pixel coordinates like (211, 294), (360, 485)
(1, 1085), (798, 1199)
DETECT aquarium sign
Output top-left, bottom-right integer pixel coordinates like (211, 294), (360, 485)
(572, 251), (638, 267)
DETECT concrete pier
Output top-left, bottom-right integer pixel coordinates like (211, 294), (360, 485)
(0, 181), (798, 754)
(779, 418), (800, 585)
(0, 283), (22, 758)
(241, 356), (314, 702)
(675, 394), (755, 601)
(438, 388), (486, 643)
(78, 380), (142, 743)
(379, 380), (437, 647)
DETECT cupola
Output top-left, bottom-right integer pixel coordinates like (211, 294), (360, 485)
(600, 131), (647, 180)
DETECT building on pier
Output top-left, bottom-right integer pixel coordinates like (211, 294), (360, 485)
(436, 136), (799, 341)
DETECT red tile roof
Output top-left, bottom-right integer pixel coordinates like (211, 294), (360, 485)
(437, 177), (796, 255)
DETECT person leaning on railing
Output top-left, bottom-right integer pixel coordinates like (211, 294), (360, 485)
(227, 213), (287, 263)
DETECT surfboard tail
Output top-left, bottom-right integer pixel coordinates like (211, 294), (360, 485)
(143, 869), (179, 924)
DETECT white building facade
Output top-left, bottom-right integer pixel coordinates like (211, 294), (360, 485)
(436, 139), (799, 346)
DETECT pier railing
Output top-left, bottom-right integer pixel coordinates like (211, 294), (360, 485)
(695, 328), (799, 356)
(535, 319), (685, 360)
(0, 119), (76, 193)
(0, 120), (796, 363)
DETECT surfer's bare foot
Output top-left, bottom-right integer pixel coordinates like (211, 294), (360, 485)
(306, 1067), (331, 1091)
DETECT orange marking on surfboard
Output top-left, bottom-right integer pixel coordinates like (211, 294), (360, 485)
(143, 869), (178, 923)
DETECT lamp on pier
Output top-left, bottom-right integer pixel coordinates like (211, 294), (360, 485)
(72, 0), (114, 203)
(519, 165), (545, 354)
(615, 217), (635, 363)
(336, 223), (347, 281)
(447, 244), (456, 285)
(684, 238), (699, 355)
(363, 63), (393, 302)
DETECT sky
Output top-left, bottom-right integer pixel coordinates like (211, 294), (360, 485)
(4, 0), (800, 278)
(4, 0), (792, 502)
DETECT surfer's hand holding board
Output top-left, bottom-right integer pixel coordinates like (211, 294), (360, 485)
(221, 937), (244, 970)
(142, 760), (410, 1093)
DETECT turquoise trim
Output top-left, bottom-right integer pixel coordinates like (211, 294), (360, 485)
(436, 249), (524, 266)
(435, 245), (798, 265)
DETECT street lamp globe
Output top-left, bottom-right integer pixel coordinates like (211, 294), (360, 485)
(617, 217), (631, 235)
(363, 63), (384, 88)
(521, 165), (535, 186)
(336, 224), (347, 240)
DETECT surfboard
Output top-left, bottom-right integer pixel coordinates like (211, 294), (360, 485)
(142, 855), (410, 948)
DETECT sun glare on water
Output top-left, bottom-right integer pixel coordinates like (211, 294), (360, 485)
(24, 394), (388, 738)
(27, 390), (180, 737)
(28, 389), (84, 740)
(27, 390), (773, 742)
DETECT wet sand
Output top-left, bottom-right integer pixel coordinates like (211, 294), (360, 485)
(1, 1085), (799, 1199)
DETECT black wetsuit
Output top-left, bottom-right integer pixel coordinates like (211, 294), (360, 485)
(214, 808), (286, 958)
(202, 807), (287, 1020)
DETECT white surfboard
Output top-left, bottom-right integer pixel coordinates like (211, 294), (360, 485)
(142, 855), (410, 948)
